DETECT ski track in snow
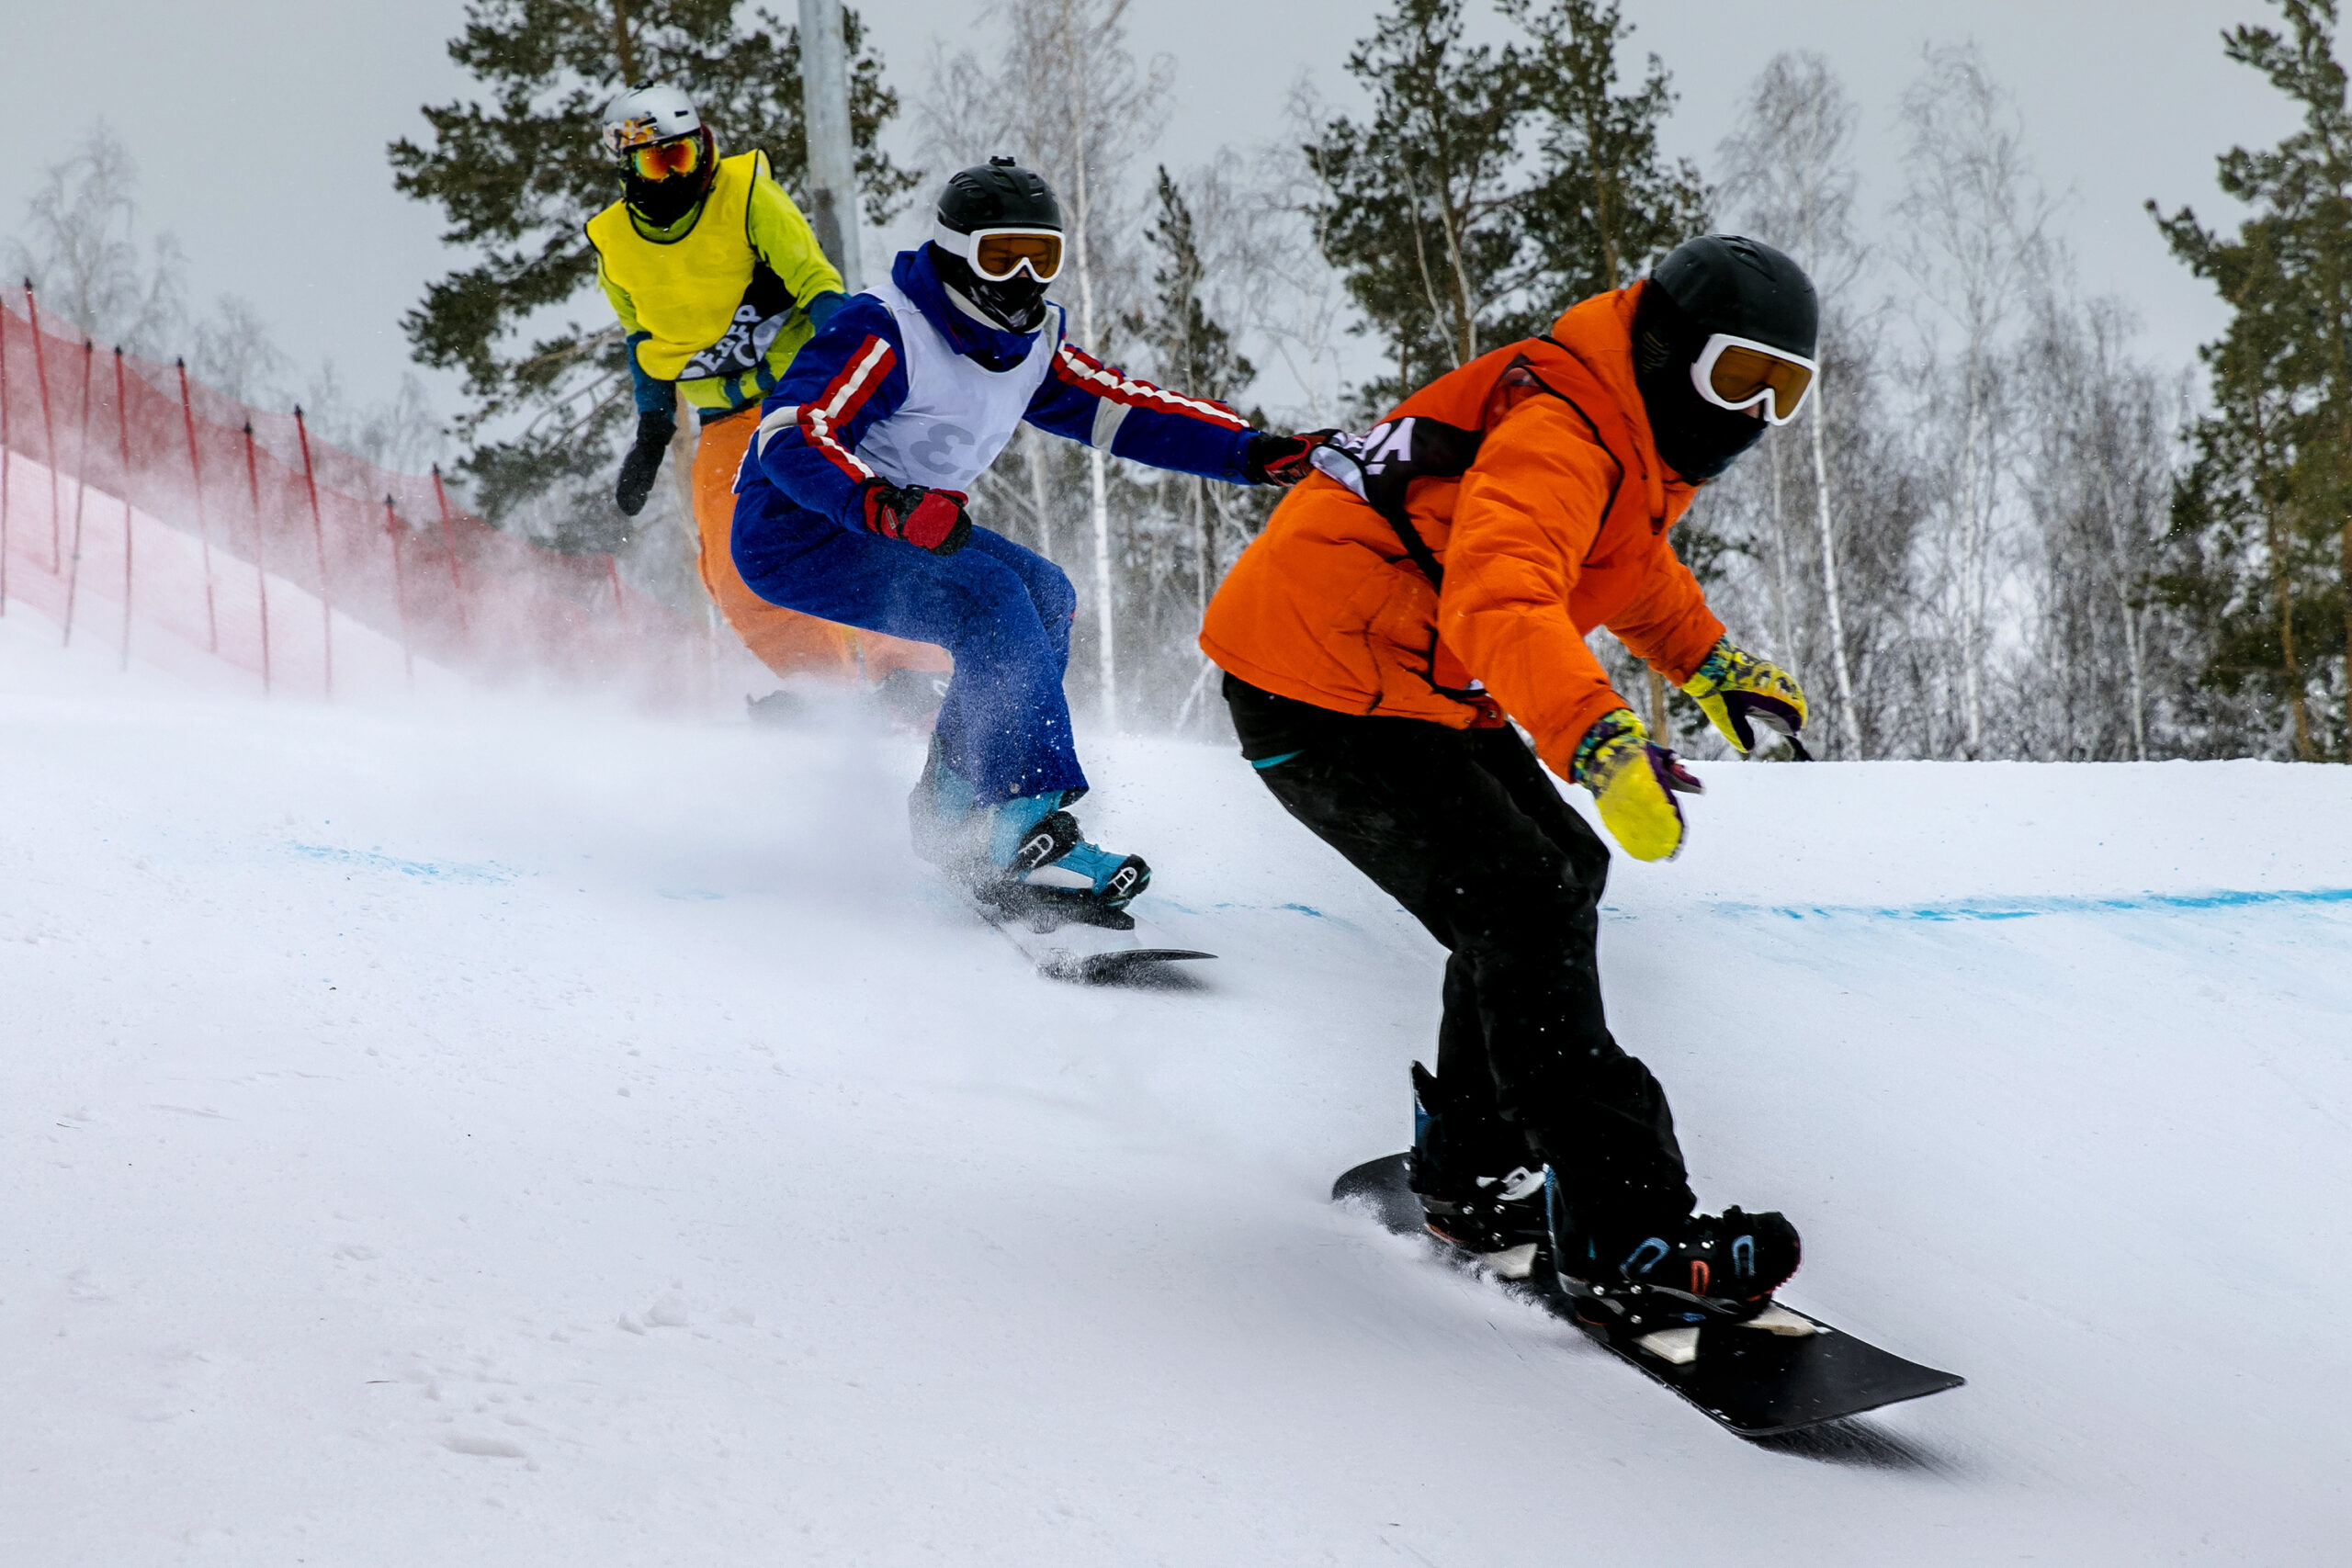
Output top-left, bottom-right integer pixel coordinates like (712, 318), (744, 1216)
(2, 606), (2349, 1565)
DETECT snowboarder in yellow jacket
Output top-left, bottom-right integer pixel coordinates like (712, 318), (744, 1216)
(589, 81), (942, 683)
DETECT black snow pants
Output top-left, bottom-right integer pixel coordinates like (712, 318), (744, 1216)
(1225, 674), (1695, 1239)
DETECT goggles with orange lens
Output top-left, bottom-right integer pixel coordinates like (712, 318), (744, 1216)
(933, 221), (1065, 283)
(628, 134), (705, 183)
(1690, 333), (1818, 424)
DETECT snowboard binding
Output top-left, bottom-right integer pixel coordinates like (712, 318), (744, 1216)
(909, 740), (1152, 931)
(1407, 1064), (1550, 1280)
(967, 809), (1151, 932)
(1548, 1174), (1802, 1336)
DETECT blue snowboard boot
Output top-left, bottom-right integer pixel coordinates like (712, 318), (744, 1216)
(910, 738), (1150, 927)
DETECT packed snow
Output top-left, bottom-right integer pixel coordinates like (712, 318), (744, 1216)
(4, 603), (2349, 1565)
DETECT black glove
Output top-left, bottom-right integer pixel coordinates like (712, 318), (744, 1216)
(615, 409), (677, 517)
(1245, 428), (1339, 487)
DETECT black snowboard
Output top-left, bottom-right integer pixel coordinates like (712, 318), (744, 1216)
(1333, 1153), (1963, 1438)
(958, 880), (1213, 985)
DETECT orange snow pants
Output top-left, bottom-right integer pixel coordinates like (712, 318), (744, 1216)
(692, 406), (949, 682)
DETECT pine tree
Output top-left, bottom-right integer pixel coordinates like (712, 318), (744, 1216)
(1506, 0), (1706, 735)
(1313, 0), (1705, 416)
(1312, 0), (1535, 406)
(389, 0), (916, 543)
(2153, 0), (2352, 761)
(1506, 0), (1707, 302)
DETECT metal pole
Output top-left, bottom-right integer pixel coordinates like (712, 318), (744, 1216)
(243, 423), (273, 696)
(293, 406), (334, 697)
(61, 340), (93, 647)
(114, 347), (134, 672)
(25, 285), (61, 572)
(797, 0), (864, 290)
(176, 359), (220, 651)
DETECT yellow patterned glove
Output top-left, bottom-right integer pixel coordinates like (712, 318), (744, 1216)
(1570, 709), (1704, 863)
(1680, 639), (1808, 756)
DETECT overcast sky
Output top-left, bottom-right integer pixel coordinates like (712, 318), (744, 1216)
(0, 0), (2301, 427)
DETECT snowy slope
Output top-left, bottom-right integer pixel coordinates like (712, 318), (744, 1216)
(4, 613), (2350, 1566)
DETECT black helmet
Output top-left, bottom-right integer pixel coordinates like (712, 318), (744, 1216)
(929, 156), (1063, 333)
(1632, 235), (1819, 483)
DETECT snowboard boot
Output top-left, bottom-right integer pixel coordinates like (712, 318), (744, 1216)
(910, 739), (1149, 929)
(980, 795), (1150, 928)
(1547, 1171), (1801, 1333)
(1407, 1063), (1550, 1280)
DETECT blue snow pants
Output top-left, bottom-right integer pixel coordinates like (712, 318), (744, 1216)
(731, 488), (1086, 805)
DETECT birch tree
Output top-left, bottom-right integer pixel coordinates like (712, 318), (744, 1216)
(1718, 52), (1866, 757)
(2017, 295), (2182, 759)
(1894, 45), (2054, 758)
(927, 0), (1169, 728)
(6, 124), (187, 355)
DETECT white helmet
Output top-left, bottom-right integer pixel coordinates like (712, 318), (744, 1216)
(601, 82), (702, 160)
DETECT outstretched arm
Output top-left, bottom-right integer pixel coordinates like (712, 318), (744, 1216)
(1023, 340), (1255, 483)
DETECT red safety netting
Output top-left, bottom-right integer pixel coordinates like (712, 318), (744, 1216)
(0, 284), (705, 701)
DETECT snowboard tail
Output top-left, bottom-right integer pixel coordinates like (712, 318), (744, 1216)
(1332, 1153), (1962, 1438)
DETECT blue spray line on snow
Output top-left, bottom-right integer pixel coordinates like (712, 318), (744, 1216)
(288, 842), (516, 886)
(1713, 886), (2352, 923)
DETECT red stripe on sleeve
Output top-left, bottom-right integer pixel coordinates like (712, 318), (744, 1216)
(1054, 344), (1249, 429)
(798, 335), (899, 480)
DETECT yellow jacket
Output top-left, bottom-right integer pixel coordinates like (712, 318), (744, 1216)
(587, 149), (844, 419)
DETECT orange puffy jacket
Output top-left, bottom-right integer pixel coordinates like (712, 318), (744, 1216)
(1199, 282), (1724, 782)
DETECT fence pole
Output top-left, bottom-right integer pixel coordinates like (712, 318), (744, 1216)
(429, 464), (469, 649)
(243, 423), (272, 696)
(113, 348), (134, 672)
(384, 493), (414, 693)
(175, 359), (220, 651)
(1, 295), (13, 615)
(61, 339), (94, 648)
(24, 283), (61, 573)
(607, 554), (628, 626)
(293, 406), (334, 698)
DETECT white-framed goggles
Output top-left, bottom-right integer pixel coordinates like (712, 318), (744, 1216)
(932, 220), (1066, 283)
(1690, 332), (1818, 424)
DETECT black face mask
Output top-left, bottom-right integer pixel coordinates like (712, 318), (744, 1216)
(931, 245), (1049, 334)
(1631, 285), (1770, 484)
(624, 167), (711, 229)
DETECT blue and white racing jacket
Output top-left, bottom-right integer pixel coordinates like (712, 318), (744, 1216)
(740, 244), (1257, 530)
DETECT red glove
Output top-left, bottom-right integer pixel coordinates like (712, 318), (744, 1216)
(859, 481), (971, 555)
(1245, 429), (1339, 487)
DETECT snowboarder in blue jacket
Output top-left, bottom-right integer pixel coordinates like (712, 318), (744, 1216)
(730, 157), (1325, 922)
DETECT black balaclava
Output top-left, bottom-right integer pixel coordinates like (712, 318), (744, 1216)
(622, 128), (718, 229)
(932, 157), (1063, 334)
(1631, 234), (1819, 484)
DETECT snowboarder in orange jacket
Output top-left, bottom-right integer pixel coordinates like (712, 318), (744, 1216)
(1203, 236), (1817, 1332)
